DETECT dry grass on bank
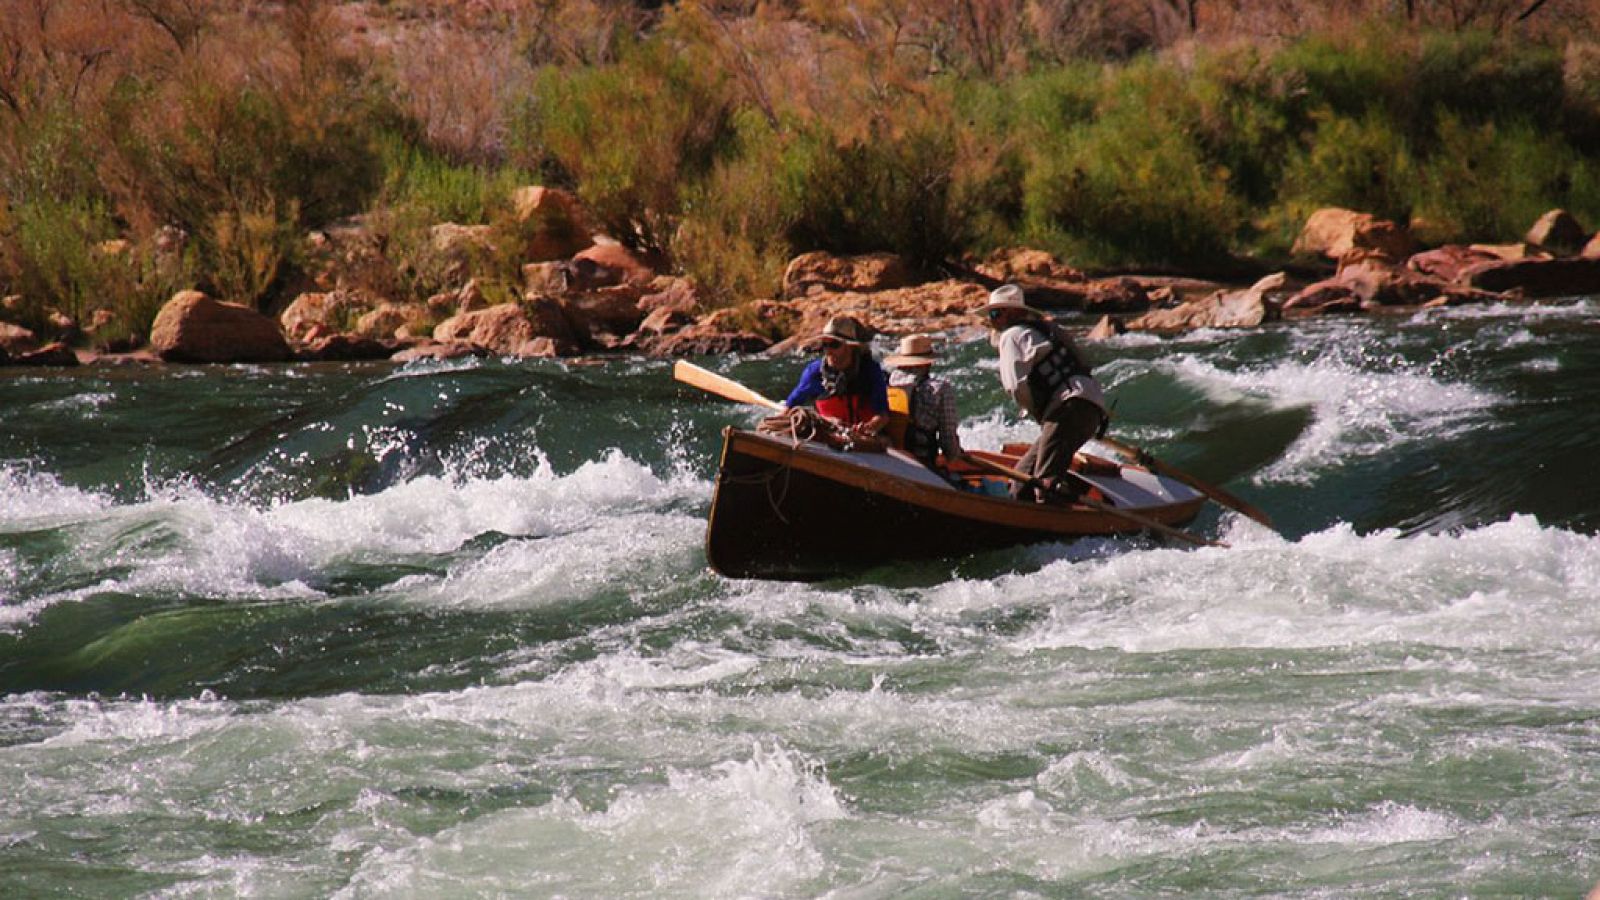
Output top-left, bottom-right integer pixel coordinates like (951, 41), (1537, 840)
(2, 0), (1599, 348)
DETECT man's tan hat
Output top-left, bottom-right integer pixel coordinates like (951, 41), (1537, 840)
(818, 315), (871, 346)
(978, 283), (1041, 318)
(885, 334), (938, 368)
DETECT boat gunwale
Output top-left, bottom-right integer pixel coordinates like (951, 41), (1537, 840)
(719, 427), (1207, 536)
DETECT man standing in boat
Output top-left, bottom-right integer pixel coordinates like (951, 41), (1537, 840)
(884, 333), (964, 476)
(782, 315), (891, 441)
(982, 284), (1108, 503)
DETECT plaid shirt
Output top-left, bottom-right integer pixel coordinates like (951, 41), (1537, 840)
(889, 369), (963, 460)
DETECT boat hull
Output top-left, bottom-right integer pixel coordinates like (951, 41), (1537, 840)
(706, 428), (1206, 580)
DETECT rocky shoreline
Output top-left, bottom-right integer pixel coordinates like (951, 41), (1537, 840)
(3, 191), (1599, 371)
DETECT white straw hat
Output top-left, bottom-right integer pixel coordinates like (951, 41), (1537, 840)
(885, 334), (937, 368)
(978, 283), (1040, 318)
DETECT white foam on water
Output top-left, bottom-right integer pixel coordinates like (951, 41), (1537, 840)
(335, 742), (843, 899)
(1419, 297), (1596, 321)
(270, 447), (706, 556)
(956, 409), (1035, 456)
(1300, 801), (1458, 845)
(1, 450), (711, 627)
(1009, 515), (1600, 656)
(0, 464), (114, 525)
(1150, 352), (1500, 485)
(28, 693), (236, 749)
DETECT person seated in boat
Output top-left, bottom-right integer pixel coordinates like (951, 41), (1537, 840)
(981, 283), (1108, 503)
(782, 315), (890, 441)
(884, 333), (964, 476)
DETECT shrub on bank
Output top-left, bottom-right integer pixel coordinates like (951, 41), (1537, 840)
(4, 5), (1600, 343)
(514, 38), (736, 255)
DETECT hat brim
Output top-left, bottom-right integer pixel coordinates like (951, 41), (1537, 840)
(808, 335), (864, 349)
(979, 302), (1042, 317)
(885, 354), (935, 367)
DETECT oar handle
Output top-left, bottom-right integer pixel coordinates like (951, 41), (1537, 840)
(673, 360), (785, 411)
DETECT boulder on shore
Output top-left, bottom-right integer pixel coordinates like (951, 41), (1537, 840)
(1125, 273), (1285, 331)
(1406, 245), (1506, 283)
(646, 306), (776, 356)
(1463, 256), (1600, 297)
(1283, 260), (1440, 314)
(510, 186), (597, 261)
(1293, 208), (1415, 262)
(12, 342), (80, 367)
(432, 298), (582, 357)
(150, 291), (290, 363)
(1525, 209), (1588, 255)
(782, 252), (913, 298)
(0, 321), (40, 356)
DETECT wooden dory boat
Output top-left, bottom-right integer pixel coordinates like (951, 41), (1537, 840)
(705, 427), (1209, 580)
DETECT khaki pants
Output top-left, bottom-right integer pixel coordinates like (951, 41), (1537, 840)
(1011, 397), (1104, 502)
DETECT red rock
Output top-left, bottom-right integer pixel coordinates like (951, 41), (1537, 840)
(1082, 278), (1151, 315)
(433, 299), (581, 356)
(1406, 245), (1505, 283)
(564, 285), (647, 336)
(298, 334), (396, 361)
(782, 252), (913, 298)
(1525, 209), (1588, 255)
(574, 242), (657, 286)
(510, 185), (597, 261)
(12, 341), (79, 367)
(280, 291), (362, 343)
(1463, 256), (1600, 298)
(1127, 273), (1285, 331)
(150, 291), (290, 363)
(1293, 208), (1415, 261)
(0, 321), (40, 355)
(390, 341), (489, 363)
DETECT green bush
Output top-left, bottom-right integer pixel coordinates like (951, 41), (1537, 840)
(672, 110), (799, 305)
(1278, 110), (1416, 226)
(778, 115), (976, 269)
(1412, 113), (1597, 243)
(5, 196), (121, 331)
(112, 68), (384, 307)
(2, 195), (195, 344)
(517, 39), (735, 254)
(377, 130), (527, 225)
(1021, 109), (1244, 266)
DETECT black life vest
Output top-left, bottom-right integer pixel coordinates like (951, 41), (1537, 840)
(1022, 321), (1092, 419)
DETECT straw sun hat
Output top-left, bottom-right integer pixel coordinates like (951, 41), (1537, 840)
(978, 283), (1041, 318)
(884, 334), (938, 368)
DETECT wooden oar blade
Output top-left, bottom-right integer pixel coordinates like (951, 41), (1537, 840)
(1096, 435), (1277, 532)
(674, 360), (784, 411)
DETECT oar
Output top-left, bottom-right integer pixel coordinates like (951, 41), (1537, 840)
(1095, 434), (1278, 533)
(962, 452), (1227, 549)
(674, 360), (784, 412)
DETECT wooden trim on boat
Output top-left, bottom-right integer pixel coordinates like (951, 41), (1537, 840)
(705, 428), (1208, 580)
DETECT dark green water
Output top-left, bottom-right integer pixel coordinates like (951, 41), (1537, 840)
(4, 301), (1600, 897)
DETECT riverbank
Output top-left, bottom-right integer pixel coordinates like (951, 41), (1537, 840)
(3, 201), (1599, 371)
(4, 8), (1600, 362)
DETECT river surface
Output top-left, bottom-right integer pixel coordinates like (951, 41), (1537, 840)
(4, 301), (1600, 897)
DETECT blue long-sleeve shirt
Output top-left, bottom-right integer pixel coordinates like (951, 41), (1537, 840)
(784, 357), (890, 415)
